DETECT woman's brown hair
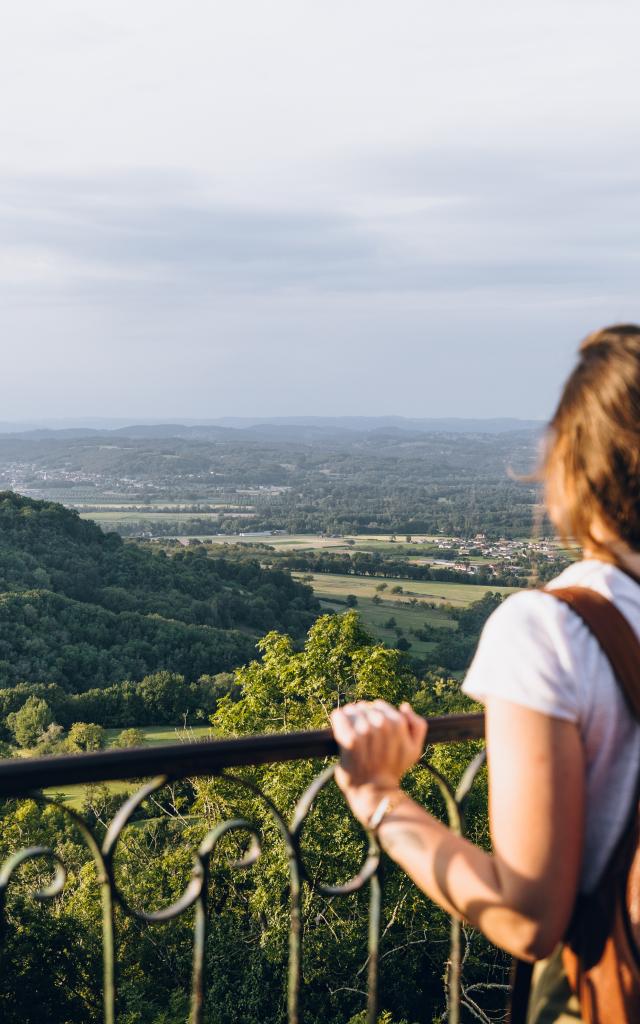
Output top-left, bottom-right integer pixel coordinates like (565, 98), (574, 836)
(542, 324), (640, 551)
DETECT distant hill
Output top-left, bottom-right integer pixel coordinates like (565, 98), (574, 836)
(210, 415), (544, 435)
(0, 492), (319, 690)
(0, 415), (543, 442)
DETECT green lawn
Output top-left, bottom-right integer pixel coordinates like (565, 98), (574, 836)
(317, 594), (447, 657)
(43, 724), (215, 809)
(102, 725), (214, 745)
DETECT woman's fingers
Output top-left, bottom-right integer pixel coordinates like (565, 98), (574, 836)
(372, 699), (404, 724)
(330, 700), (427, 790)
(330, 707), (358, 749)
(400, 702), (428, 749)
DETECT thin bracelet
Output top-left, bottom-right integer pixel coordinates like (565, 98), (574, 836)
(366, 791), (403, 832)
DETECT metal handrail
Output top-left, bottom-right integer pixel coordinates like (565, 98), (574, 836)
(0, 712), (484, 796)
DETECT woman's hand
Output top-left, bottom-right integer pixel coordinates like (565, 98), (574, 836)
(329, 700), (427, 827)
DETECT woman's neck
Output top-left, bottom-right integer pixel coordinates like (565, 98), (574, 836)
(583, 540), (640, 582)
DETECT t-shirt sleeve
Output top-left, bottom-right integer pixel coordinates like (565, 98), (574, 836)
(461, 590), (581, 722)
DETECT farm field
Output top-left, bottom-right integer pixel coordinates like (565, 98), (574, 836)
(73, 503), (240, 510)
(79, 510), (254, 525)
(296, 571), (521, 657)
(203, 532), (451, 551)
(317, 593), (451, 657)
(297, 572), (519, 607)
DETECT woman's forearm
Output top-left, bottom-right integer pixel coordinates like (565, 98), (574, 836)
(375, 791), (557, 961)
(330, 699), (583, 962)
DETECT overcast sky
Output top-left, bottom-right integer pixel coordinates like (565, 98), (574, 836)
(2, 0), (640, 421)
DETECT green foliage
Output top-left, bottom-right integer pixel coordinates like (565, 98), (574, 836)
(213, 611), (415, 737)
(66, 722), (106, 752)
(36, 722), (65, 754)
(0, 612), (501, 1023)
(0, 587), (257, 691)
(0, 672), (236, 738)
(204, 611), (496, 1023)
(6, 696), (52, 747)
(113, 727), (146, 748)
(452, 591), (504, 634)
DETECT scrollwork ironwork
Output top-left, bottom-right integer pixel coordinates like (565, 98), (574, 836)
(0, 735), (486, 1023)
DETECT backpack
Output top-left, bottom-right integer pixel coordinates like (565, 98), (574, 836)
(509, 585), (640, 1024)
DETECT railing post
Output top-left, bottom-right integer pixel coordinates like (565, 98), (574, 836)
(366, 872), (381, 1024)
(101, 878), (116, 1024)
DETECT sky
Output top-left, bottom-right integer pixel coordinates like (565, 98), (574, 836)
(2, 0), (640, 422)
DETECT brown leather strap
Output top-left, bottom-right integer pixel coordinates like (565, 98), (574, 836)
(547, 586), (640, 722)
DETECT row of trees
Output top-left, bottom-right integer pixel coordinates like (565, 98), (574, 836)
(5, 696), (143, 754)
(0, 671), (236, 741)
(274, 548), (527, 587)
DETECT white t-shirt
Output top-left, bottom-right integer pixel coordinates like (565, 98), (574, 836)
(461, 558), (640, 892)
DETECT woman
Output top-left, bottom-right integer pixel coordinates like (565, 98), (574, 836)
(330, 324), (640, 1021)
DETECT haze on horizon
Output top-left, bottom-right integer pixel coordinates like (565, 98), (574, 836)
(2, 1), (640, 422)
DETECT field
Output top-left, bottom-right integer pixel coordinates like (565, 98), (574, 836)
(298, 571), (519, 607)
(297, 571), (521, 657)
(203, 533), (451, 551)
(79, 510), (254, 525)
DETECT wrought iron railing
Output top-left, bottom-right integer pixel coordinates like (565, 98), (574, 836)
(0, 713), (486, 1024)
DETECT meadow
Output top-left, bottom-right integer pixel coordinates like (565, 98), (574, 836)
(79, 510), (253, 524)
(42, 724), (214, 808)
(296, 571), (520, 657)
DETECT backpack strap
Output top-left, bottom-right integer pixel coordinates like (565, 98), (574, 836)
(509, 584), (640, 1023)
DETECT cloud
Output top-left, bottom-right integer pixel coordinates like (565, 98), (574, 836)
(2, 141), (640, 310)
(0, 173), (378, 298)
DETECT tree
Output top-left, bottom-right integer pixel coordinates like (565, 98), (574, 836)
(6, 697), (52, 748)
(113, 727), (145, 748)
(345, 594), (358, 607)
(207, 611), (494, 1023)
(67, 722), (106, 752)
(37, 723), (65, 754)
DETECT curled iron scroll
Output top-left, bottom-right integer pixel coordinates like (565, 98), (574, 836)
(0, 744), (487, 1024)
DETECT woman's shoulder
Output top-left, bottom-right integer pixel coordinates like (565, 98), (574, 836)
(486, 558), (629, 636)
(479, 585), (581, 640)
(461, 584), (592, 722)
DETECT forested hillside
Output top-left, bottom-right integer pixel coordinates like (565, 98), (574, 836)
(0, 492), (319, 688)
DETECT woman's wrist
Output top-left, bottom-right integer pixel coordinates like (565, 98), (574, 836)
(339, 780), (403, 829)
